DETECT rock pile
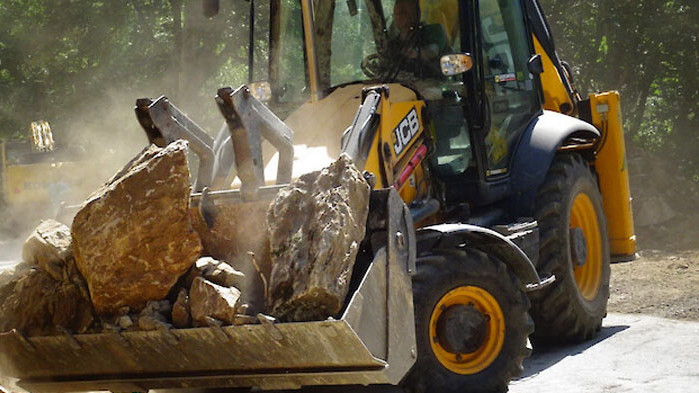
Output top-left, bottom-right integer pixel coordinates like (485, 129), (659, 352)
(0, 141), (370, 337)
(0, 220), (94, 336)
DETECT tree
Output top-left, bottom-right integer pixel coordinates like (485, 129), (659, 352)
(540, 0), (699, 179)
(0, 0), (265, 147)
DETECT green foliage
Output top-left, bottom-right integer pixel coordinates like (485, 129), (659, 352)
(540, 0), (699, 179)
(0, 0), (695, 178)
(0, 0), (265, 146)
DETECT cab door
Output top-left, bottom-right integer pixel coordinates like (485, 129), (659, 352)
(476, 0), (540, 177)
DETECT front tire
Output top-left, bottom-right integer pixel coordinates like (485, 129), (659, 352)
(530, 153), (611, 342)
(404, 248), (533, 393)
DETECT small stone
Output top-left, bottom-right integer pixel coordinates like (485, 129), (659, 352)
(138, 315), (170, 331)
(117, 315), (134, 330)
(188, 257), (246, 288)
(136, 300), (172, 331)
(189, 277), (242, 326)
(101, 322), (120, 333)
(172, 288), (192, 328)
(139, 300), (172, 320)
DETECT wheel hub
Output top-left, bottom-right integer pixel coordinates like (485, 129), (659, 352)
(429, 285), (506, 374)
(436, 304), (488, 354)
(569, 227), (588, 267)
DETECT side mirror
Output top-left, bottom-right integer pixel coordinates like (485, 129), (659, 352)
(527, 54), (544, 74)
(249, 81), (272, 102)
(203, 0), (220, 17)
(440, 53), (474, 76)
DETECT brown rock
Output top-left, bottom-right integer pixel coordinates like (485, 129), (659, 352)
(266, 154), (370, 321)
(187, 257), (245, 288)
(172, 288), (192, 328)
(71, 141), (203, 315)
(136, 300), (172, 331)
(117, 315), (134, 330)
(0, 262), (31, 293)
(189, 277), (242, 326)
(22, 219), (74, 282)
(0, 268), (94, 336)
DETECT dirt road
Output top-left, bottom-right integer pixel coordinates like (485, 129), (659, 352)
(609, 249), (699, 321)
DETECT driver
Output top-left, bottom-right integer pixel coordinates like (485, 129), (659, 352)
(388, 0), (450, 76)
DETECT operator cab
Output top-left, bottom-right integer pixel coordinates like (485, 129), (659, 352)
(266, 0), (543, 213)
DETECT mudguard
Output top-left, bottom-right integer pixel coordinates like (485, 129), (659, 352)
(510, 110), (599, 216)
(416, 223), (553, 292)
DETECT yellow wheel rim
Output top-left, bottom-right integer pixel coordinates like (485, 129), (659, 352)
(429, 286), (505, 375)
(570, 193), (603, 300)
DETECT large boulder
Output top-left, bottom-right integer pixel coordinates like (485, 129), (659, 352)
(71, 141), (202, 315)
(266, 155), (370, 321)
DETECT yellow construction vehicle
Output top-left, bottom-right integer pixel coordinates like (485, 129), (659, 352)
(0, 0), (635, 392)
(0, 122), (92, 226)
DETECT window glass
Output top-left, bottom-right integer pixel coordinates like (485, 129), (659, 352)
(479, 0), (538, 175)
(330, 1), (381, 85)
(420, 0), (460, 47)
(430, 103), (472, 177)
(421, 0), (474, 178)
(276, 0), (308, 104)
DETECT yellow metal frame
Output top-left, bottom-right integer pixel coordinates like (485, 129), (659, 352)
(589, 92), (636, 257)
(429, 286), (505, 375)
(300, 0), (321, 102)
(532, 36), (573, 115)
(360, 89), (429, 206)
(381, 95), (427, 205)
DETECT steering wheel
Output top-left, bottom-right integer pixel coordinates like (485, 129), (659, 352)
(361, 53), (382, 79)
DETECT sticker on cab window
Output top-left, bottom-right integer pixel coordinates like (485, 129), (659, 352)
(494, 73), (516, 83)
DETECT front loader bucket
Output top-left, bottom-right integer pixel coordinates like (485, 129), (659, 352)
(0, 320), (383, 392)
(0, 189), (417, 392)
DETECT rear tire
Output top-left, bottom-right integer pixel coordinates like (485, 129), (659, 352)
(530, 153), (610, 342)
(403, 248), (533, 393)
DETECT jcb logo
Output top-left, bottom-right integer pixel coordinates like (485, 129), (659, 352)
(393, 107), (419, 156)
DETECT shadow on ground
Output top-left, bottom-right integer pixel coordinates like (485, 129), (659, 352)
(518, 324), (630, 379)
(192, 326), (631, 393)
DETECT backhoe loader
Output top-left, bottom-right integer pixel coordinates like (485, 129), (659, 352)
(0, 0), (636, 392)
(0, 122), (96, 230)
